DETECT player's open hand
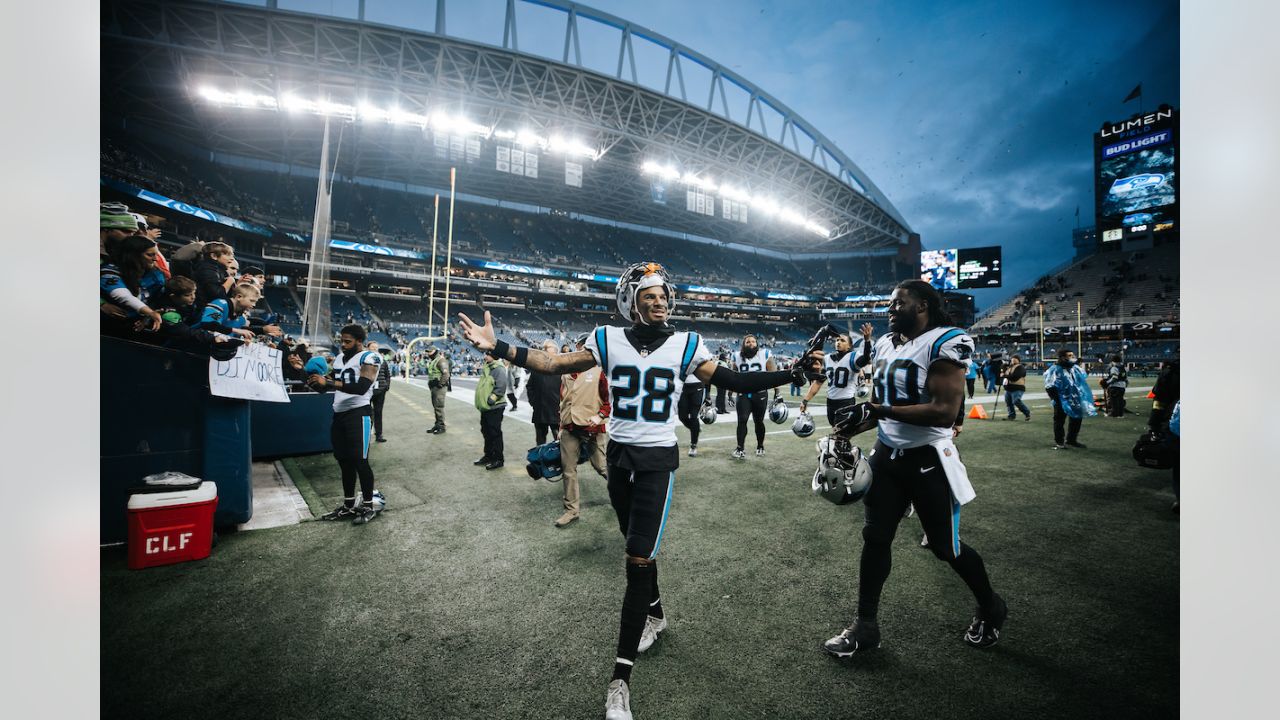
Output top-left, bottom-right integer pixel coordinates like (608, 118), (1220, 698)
(860, 322), (874, 339)
(457, 310), (497, 351)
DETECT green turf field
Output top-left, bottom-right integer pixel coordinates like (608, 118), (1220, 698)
(102, 376), (1177, 720)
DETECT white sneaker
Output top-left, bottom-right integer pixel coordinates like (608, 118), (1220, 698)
(755, 447), (765, 457)
(637, 614), (667, 653)
(688, 445), (698, 457)
(605, 679), (632, 720)
(732, 449), (746, 460)
(920, 534), (930, 547)
(903, 503), (914, 518)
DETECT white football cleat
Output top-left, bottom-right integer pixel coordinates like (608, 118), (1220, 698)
(637, 614), (668, 653)
(605, 679), (632, 720)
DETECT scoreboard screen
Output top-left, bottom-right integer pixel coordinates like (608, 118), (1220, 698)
(1095, 106), (1178, 234)
(956, 246), (1002, 289)
(921, 246), (1001, 290)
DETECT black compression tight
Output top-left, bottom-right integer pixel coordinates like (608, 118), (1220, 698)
(337, 458), (375, 505)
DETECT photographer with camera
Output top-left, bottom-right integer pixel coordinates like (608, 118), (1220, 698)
(424, 344), (451, 435)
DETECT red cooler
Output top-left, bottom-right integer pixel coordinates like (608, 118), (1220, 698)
(127, 481), (218, 570)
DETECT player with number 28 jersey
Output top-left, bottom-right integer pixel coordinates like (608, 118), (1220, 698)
(586, 326), (712, 447)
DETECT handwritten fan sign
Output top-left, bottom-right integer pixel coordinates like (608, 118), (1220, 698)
(209, 342), (289, 403)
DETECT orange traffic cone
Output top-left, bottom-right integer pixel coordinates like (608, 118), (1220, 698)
(1146, 390), (1156, 399)
(967, 404), (989, 420)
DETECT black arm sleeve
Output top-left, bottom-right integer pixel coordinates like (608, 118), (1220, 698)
(708, 366), (793, 394)
(855, 340), (873, 369)
(337, 376), (374, 395)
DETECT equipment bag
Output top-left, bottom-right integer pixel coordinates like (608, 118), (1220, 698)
(1132, 430), (1175, 470)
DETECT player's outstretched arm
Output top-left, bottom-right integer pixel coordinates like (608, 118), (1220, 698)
(694, 357), (819, 393)
(457, 311), (596, 374)
(868, 360), (965, 427)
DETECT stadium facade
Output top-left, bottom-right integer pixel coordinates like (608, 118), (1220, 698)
(102, 0), (927, 352)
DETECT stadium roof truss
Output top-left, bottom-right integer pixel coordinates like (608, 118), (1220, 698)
(102, 0), (913, 253)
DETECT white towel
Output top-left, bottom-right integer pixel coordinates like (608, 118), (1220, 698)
(928, 437), (976, 505)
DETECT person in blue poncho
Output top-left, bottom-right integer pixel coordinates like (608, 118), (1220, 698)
(1044, 348), (1095, 450)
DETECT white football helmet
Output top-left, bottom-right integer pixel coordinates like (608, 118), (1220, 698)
(616, 262), (676, 324)
(792, 411), (816, 438)
(769, 397), (790, 424)
(699, 402), (718, 425)
(811, 435), (873, 505)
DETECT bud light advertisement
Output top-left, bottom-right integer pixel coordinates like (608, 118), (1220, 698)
(1094, 106), (1178, 234)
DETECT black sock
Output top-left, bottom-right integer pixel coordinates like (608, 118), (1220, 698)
(648, 561), (663, 619)
(612, 561), (653, 683)
(857, 538), (893, 621)
(947, 543), (995, 610)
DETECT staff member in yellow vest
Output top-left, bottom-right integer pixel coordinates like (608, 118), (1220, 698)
(555, 333), (612, 528)
(425, 345), (451, 435)
(474, 348), (509, 470)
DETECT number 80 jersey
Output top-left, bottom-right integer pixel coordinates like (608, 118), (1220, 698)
(586, 326), (713, 447)
(870, 326), (974, 449)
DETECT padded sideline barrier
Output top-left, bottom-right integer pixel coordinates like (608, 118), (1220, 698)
(250, 391), (333, 458)
(100, 337), (252, 543)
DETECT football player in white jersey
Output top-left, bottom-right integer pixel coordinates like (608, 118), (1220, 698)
(458, 262), (820, 720)
(822, 280), (1007, 657)
(730, 334), (777, 458)
(306, 324), (384, 525)
(800, 325), (874, 428)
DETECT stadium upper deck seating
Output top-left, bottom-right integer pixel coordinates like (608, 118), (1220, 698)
(103, 133), (906, 296)
(972, 243), (1179, 332)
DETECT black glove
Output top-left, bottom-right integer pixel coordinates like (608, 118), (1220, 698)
(790, 354), (825, 383)
(831, 402), (878, 437)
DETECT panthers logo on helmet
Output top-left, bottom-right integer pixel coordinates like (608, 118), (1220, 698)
(792, 411), (816, 438)
(811, 435), (873, 505)
(769, 397), (790, 424)
(699, 402), (718, 425)
(616, 261), (676, 324)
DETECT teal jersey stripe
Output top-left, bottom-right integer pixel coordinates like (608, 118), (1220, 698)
(930, 328), (964, 362)
(595, 327), (609, 370)
(649, 472), (676, 559)
(679, 332), (699, 378)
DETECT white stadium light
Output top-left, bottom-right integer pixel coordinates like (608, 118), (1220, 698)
(516, 129), (544, 147)
(493, 129), (516, 140)
(389, 107), (429, 126)
(549, 135), (599, 160)
(681, 173), (718, 192)
(282, 94), (316, 113)
(359, 103), (389, 122)
(641, 161), (681, 180)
